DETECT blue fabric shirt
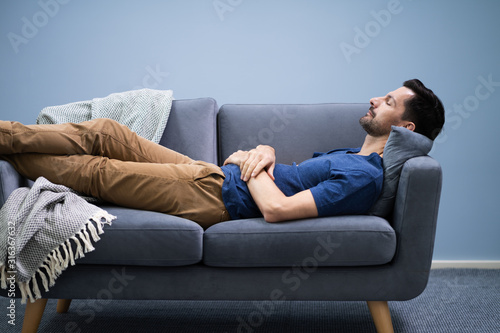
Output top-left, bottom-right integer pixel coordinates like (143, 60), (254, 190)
(220, 148), (383, 220)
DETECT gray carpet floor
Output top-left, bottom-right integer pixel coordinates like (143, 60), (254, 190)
(1, 269), (499, 332)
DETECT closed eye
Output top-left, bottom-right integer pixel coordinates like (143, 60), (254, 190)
(386, 94), (396, 107)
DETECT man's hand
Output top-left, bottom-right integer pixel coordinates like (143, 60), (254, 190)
(223, 145), (276, 181)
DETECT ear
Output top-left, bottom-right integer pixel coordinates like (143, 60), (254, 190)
(402, 122), (415, 132)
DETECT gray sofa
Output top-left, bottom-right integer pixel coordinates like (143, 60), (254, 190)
(0, 98), (443, 333)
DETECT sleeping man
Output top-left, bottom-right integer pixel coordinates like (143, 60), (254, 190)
(0, 79), (444, 228)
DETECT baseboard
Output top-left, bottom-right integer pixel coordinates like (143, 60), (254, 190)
(431, 260), (500, 269)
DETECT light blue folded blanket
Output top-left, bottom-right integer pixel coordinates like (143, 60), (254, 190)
(36, 89), (173, 143)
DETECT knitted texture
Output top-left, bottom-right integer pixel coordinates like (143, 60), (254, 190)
(36, 89), (173, 143)
(0, 177), (115, 303)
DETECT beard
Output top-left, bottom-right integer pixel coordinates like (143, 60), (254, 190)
(359, 108), (391, 137)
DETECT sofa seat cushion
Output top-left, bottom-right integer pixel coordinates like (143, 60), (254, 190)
(76, 205), (204, 266)
(203, 216), (396, 267)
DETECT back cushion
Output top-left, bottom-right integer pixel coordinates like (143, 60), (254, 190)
(159, 98), (219, 164)
(217, 103), (369, 165)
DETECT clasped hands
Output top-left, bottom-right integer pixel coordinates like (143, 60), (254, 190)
(223, 145), (276, 182)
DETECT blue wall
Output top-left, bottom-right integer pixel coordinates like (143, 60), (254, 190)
(1, 0), (499, 260)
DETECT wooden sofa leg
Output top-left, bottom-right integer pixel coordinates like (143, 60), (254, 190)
(366, 301), (394, 333)
(22, 298), (48, 333)
(57, 299), (72, 313)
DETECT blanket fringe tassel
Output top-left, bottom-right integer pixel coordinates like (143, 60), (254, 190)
(0, 212), (115, 304)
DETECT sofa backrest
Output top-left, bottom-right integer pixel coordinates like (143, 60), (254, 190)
(217, 103), (369, 165)
(159, 98), (219, 164)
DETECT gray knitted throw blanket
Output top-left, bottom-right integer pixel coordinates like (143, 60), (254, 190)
(0, 177), (116, 304)
(36, 88), (173, 143)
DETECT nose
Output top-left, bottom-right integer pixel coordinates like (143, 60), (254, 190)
(370, 96), (382, 108)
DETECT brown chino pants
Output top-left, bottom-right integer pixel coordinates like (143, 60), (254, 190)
(0, 118), (230, 228)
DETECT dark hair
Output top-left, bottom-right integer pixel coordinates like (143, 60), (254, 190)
(402, 79), (445, 141)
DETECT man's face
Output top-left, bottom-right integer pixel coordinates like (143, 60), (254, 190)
(359, 86), (415, 137)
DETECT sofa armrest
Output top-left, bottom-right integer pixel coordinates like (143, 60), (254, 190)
(391, 155), (443, 271)
(0, 160), (32, 205)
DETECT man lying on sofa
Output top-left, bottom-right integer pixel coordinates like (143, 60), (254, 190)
(0, 79), (444, 229)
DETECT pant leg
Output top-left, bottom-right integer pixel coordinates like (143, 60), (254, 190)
(0, 118), (192, 164)
(2, 153), (230, 228)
